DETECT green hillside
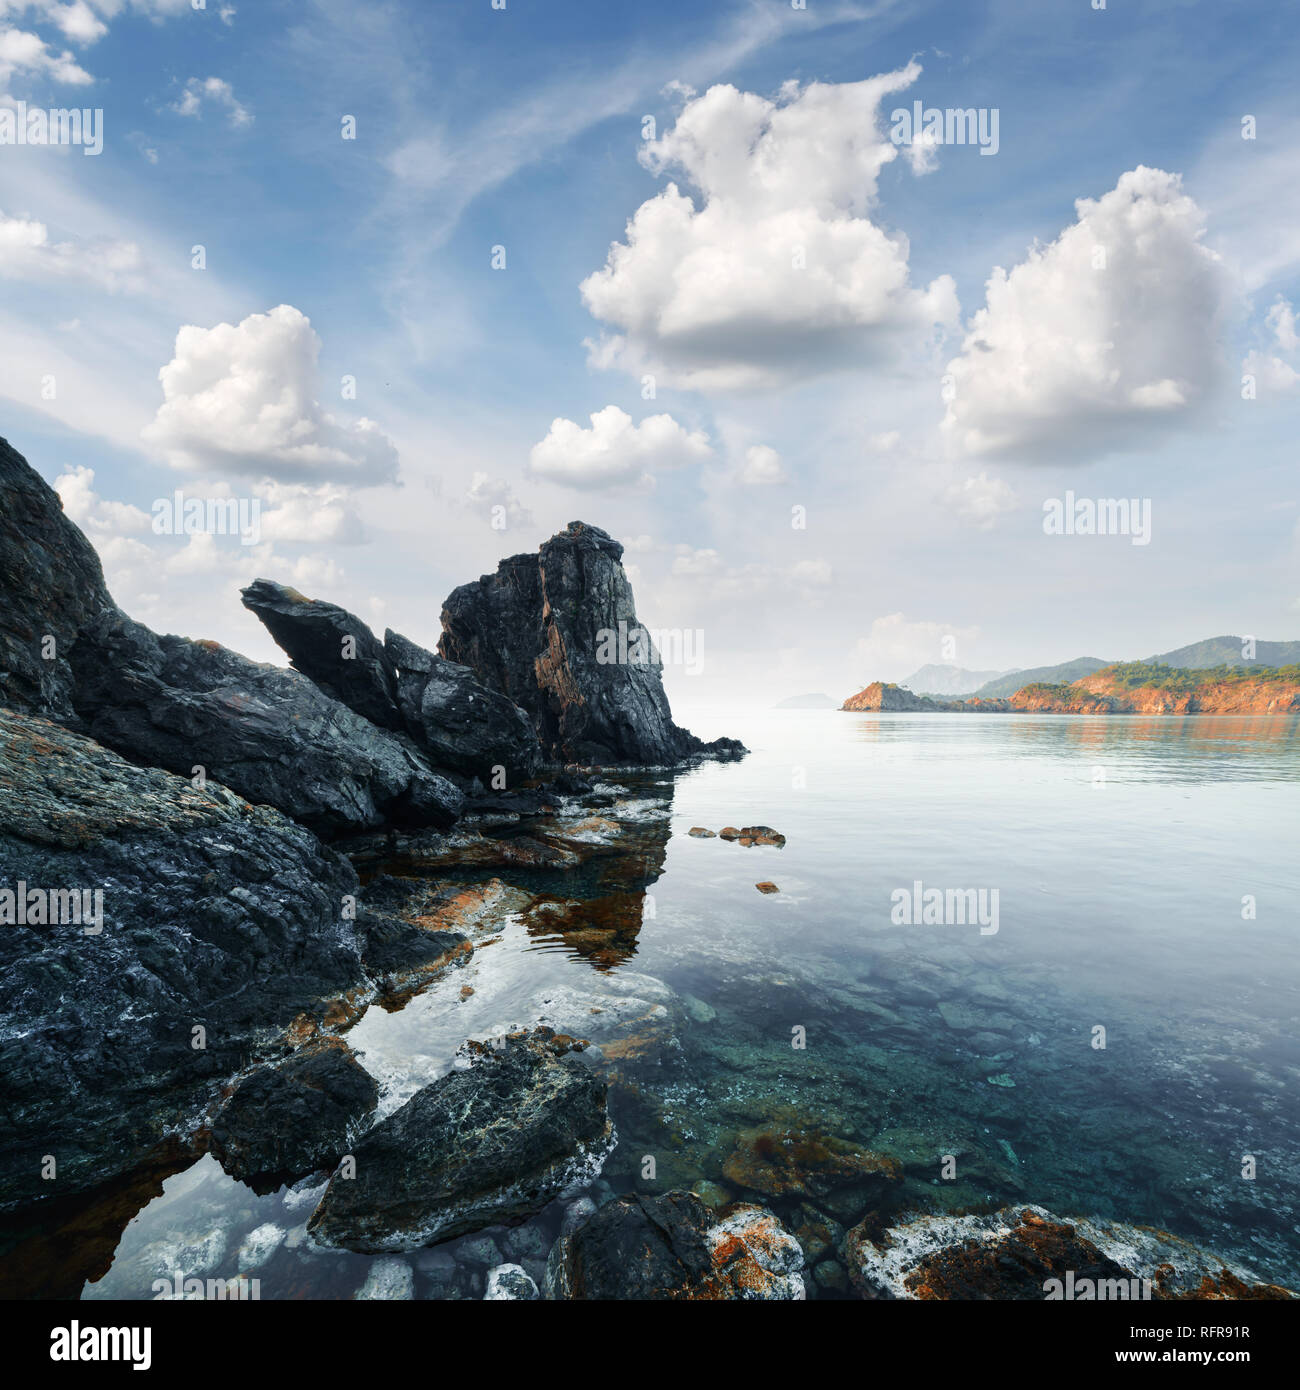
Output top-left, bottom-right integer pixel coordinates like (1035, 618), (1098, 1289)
(973, 657), (1110, 699)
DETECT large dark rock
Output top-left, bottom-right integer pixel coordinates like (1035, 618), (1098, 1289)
(0, 708), (364, 1212)
(70, 608), (463, 837)
(209, 1039), (379, 1192)
(544, 1190), (805, 1300)
(240, 579), (403, 731)
(439, 521), (745, 765)
(0, 435), (116, 720)
(384, 629), (541, 782)
(308, 1028), (613, 1251)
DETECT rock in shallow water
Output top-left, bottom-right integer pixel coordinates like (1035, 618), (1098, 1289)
(307, 1028), (613, 1251)
(209, 1039), (379, 1192)
(484, 1263), (539, 1300)
(544, 1190), (805, 1300)
(845, 1205), (1296, 1300)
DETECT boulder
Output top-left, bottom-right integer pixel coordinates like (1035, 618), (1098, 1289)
(544, 1190), (805, 1300)
(439, 521), (745, 765)
(240, 579), (403, 731)
(485, 1263), (539, 1300)
(69, 609), (463, 836)
(0, 435), (117, 720)
(209, 1039), (380, 1192)
(307, 1028), (613, 1251)
(0, 708), (364, 1211)
(384, 629), (542, 782)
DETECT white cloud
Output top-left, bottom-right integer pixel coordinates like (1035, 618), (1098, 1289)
(257, 480), (366, 544)
(1266, 296), (1298, 352)
(54, 464), (150, 535)
(942, 470), (1016, 530)
(0, 24), (92, 89)
(0, 2), (106, 44)
(942, 167), (1228, 461)
(173, 76), (252, 128)
(580, 66), (959, 393)
(144, 304), (400, 484)
(528, 405), (712, 489)
(0, 207), (144, 290)
(739, 443), (787, 485)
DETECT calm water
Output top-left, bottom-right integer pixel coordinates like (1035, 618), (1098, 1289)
(79, 712), (1300, 1298)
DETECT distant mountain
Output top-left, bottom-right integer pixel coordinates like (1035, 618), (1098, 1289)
(773, 693), (838, 709)
(973, 658), (1111, 699)
(1146, 636), (1300, 669)
(901, 663), (1017, 697)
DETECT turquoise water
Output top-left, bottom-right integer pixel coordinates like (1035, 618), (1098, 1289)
(79, 712), (1300, 1297)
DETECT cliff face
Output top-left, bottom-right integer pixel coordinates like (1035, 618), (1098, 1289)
(1011, 672), (1300, 714)
(440, 521), (744, 765)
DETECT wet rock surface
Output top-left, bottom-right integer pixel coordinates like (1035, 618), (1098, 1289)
(0, 708), (363, 1211)
(440, 521), (744, 766)
(308, 1028), (613, 1251)
(544, 1189), (805, 1299)
(209, 1039), (380, 1192)
(845, 1205), (1296, 1300)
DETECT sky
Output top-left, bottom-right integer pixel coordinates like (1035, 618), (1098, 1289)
(1, 0), (1297, 720)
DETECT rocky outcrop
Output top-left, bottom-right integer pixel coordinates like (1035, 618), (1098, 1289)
(844, 1205), (1295, 1300)
(1011, 667), (1300, 714)
(544, 1190), (805, 1300)
(0, 707), (364, 1211)
(208, 1039), (379, 1192)
(308, 1029), (613, 1251)
(383, 629), (542, 782)
(440, 521), (744, 765)
(240, 579), (404, 731)
(69, 609), (463, 837)
(0, 436), (117, 720)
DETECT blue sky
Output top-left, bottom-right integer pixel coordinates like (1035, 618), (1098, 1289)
(1, 0), (1297, 715)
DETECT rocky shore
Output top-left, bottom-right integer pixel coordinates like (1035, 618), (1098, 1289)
(0, 430), (1291, 1301)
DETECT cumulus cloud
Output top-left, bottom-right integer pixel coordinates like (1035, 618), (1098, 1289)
(580, 65), (958, 393)
(738, 443), (787, 485)
(0, 23), (92, 89)
(528, 405), (712, 489)
(173, 76), (251, 128)
(55, 465), (150, 535)
(1242, 296), (1300, 398)
(942, 470), (1016, 530)
(0, 209), (145, 290)
(941, 167), (1228, 461)
(144, 305), (400, 483)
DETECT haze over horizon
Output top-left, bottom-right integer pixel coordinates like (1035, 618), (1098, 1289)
(2, 0), (1297, 713)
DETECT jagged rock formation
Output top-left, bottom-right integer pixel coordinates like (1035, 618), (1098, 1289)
(543, 1190), (806, 1300)
(0, 436), (116, 720)
(70, 609), (463, 837)
(0, 707), (364, 1211)
(308, 1028), (613, 1251)
(440, 522), (744, 765)
(240, 579), (543, 783)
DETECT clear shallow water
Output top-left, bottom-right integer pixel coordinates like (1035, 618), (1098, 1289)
(79, 712), (1300, 1297)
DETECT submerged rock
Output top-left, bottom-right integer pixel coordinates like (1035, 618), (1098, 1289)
(484, 1263), (539, 1300)
(439, 521), (745, 766)
(0, 708), (363, 1211)
(845, 1205), (1296, 1300)
(721, 1127), (902, 1208)
(70, 609), (463, 836)
(544, 1190), (805, 1300)
(307, 1029), (613, 1251)
(209, 1039), (380, 1192)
